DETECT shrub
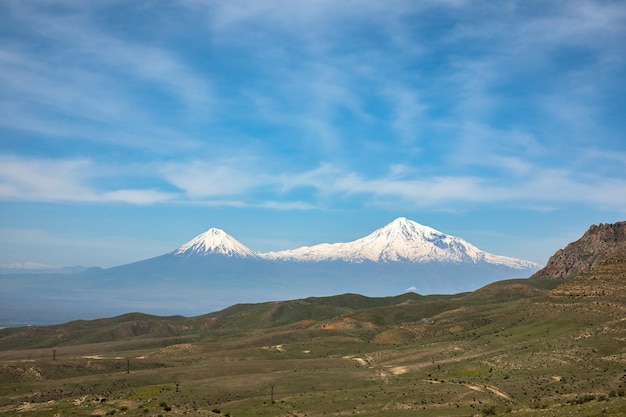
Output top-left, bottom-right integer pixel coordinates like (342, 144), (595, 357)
(568, 394), (596, 405)
(483, 405), (496, 416)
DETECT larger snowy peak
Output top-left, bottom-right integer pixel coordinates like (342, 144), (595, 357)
(173, 228), (260, 259)
(263, 217), (541, 269)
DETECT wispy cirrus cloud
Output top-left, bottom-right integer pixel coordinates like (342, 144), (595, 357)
(2, 151), (625, 212)
(161, 159), (271, 199)
(0, 1), (213, 155)
(18, 3), (214, 114)
(0, 156), (95, 202)
(278, 160), (626, 212)
(1, 0), (625, 270)
(0, 155), (174, 204)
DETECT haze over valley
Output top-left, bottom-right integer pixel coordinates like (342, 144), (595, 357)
(1, 218), (541, 327)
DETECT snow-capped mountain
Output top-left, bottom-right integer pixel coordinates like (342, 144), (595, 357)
(3, 217), (543, 325)
(125, 217), (538, 269)
(173, 228), (260, 259)
(263, 217), (541, 269)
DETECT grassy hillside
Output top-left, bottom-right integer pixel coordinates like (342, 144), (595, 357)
(1, 261), (626, 416)
(0, 293), (427, 349)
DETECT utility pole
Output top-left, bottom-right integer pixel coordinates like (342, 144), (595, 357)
(270, 384), (274, 404)
(126, 358), (130, 374)
(52, 349), (56, 360)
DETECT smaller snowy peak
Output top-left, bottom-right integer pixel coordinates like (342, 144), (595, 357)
(173, 228), (260, 259)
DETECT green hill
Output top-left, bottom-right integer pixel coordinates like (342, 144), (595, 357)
(2, 225), (626, 416)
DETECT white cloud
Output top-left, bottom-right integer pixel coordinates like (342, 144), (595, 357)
(1, 1), (624, 215)
(257, 200), (316, 211)
(278, 162), (626, 212)
(0, 2), (214, 150)
(2, 152), (625, 214)
(448, 122), (543, 174)
(383, 86), (428, 145)
(0, 155), (174, 204)
(0, 156), (97, 202)
(162, 160), (269, 199)
(103, 190), (173, 205)
(21, 4), (214, 114)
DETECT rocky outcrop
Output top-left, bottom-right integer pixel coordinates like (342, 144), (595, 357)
(550, 256), (626, 298)
(532, 221), (626, 280)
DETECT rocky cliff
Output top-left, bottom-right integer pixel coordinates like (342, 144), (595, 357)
(532, 221), (626, 280)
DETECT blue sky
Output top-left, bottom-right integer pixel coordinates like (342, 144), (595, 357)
(1, 0), (625, 268)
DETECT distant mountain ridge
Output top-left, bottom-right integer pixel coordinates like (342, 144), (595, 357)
(0, 262), (87, 275)
(0, 217), (542, 326)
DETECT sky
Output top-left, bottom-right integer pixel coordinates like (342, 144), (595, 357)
(1, 0), (625, 268)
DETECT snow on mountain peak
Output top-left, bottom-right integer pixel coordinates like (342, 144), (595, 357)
(169, 218), (540, 270)
(378, 217), (443, 242)
(263, 217), (541, 269)
(343, 217), (485, 263)
(173, 228), (259, 258)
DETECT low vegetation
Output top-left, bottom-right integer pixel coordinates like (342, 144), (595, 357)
(2, 259), (626, 416)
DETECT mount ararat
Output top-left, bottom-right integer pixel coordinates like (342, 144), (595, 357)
(264, 217), (537, 267)
(1, 218), (541, 326)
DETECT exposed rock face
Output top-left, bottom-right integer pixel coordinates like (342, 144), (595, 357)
(532, 221), (626, 280)
(550, 256), (626, 298)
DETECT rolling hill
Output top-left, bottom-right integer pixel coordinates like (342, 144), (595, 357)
(1, 221), (626, 416)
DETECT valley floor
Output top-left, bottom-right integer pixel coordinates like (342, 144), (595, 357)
(2, 280), (626, 416)
(2, 336), (626, 416)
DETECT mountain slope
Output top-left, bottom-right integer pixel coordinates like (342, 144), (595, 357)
(532, 221), (626, 280)
(550, 254), (626, 298)
(264, 217), (540, 269)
